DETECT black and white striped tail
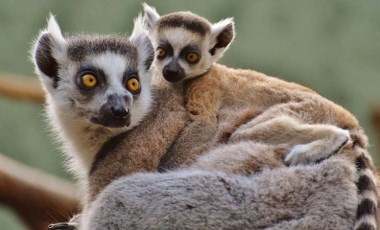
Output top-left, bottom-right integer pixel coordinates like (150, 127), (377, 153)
(352, 129), (379, 230)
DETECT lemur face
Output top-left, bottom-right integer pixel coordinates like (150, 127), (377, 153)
(151, 15), (212, 83)
(33, 16), (154, 129)
(143, 4), (236, 83)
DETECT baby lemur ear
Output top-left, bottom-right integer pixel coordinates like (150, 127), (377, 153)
(130, 14), (154, 71)
(142, 3), (160, 31)
(32, 14), (66, 89)
(210, 18), (235, 60)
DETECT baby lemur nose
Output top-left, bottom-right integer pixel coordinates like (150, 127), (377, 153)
(163, 61), (185, 83)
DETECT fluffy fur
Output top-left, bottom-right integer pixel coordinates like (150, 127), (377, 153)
(143, 5), (379, 229)
(33, 15), (188, 230)
(38, 8), (379, 230)
(32, 15), (155, 181)
(87, 80), (187, 201)
(81, 156), (358, 230)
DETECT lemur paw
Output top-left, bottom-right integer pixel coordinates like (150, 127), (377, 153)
(285, 129), (350, 166)
(48, 214), (81, 230)
(48, 222), (77, 230)
(285, 143), (316, 166)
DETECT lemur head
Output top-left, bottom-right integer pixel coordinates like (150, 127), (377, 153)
(32, 15), (154, 129)
(143, 3), (235, 83)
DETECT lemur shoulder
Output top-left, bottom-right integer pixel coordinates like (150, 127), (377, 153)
(143, 4), (379, 230)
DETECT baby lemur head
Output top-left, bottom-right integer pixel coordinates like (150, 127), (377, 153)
(32, 15), (154, 130)
(143, 4), (235, 83)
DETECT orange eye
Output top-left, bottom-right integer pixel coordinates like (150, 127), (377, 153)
(81, 74), (97, 89)
(186, 52), (199, 63)
(126, 77), (140, 93)
(157, 47), (167, 59)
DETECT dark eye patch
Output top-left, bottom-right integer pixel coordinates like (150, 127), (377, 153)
(123, 69), (141, 99)
(179, 45), (201, 64)
(75, 64), (107, 95)
(157, 40), (174, 57)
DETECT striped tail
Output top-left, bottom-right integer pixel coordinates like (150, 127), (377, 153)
(351, 128), (379, 230)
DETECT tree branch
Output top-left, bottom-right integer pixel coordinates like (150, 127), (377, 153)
(371, 106), (380, 159)
(0, 72), (44, 103)
(0, 153), (80, 230)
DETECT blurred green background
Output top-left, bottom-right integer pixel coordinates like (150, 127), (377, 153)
(0, 0), (379, 229)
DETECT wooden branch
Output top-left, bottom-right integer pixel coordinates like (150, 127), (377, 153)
(372, 107), (380, 131)
(0, 153), (80, 230)
(0, 72), (44, 103)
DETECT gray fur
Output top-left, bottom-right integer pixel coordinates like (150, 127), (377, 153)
(157, 12), (211, 36)
(66, 35), (138, 64)
(81, 157), (357, 230)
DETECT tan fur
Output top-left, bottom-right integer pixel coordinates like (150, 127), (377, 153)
(159, 63), (361, 169)
(191, 141), (285, 175)
(87, 61), (359, 201)
(42, 11), (378, 228)
(191, 119), (354, 175)
(191, 141), (362, 177)
(87, 79), (187, 201)
(77, 7), (378, 228)
(81, 42), (377, 230)
(157, 63), (379, 230)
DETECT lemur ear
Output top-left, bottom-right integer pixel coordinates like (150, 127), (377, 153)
(210, 18), (235, 60)
(130, 14), (154, 71)
(142, 3), (160, 31)
(32, 14), (66, 88)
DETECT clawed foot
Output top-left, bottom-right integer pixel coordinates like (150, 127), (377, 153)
(285, 129), (350, 166)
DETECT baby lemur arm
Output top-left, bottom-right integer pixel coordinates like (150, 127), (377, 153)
(186, 98), (351, 176)
(228, 100), (351, 166)
(88, 84), (187, 201)
(191, 141), (286, 175)
(191, 108), (350, 175)
(158, 77), (223, 171)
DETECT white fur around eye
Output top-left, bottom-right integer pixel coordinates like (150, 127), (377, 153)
(90, 52), (127, 89)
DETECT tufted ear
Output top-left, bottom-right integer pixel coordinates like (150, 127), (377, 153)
(130, 14), (154, 71)
(209, 18), (235, 61)
(142, 3), (160, 31)
(32, 14), (67, 89)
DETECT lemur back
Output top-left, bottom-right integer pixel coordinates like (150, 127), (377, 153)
(143, 4), (379, 230)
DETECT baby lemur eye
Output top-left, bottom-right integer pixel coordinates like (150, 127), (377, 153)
(126, 76), (141, 94)
(80, 73), (98, 90)
(156, 47), (167, 59)
(186, 52), (200, 64)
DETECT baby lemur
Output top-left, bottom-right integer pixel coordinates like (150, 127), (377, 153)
(33, 15), (187, 229)
(143, 4), (379, 230)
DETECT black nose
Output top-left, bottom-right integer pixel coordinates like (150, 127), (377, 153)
(164, 66), (179, 75)
(162, 61), (185, 83)
(111, 105), (129, 118)
(90, 94), (131, 128)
